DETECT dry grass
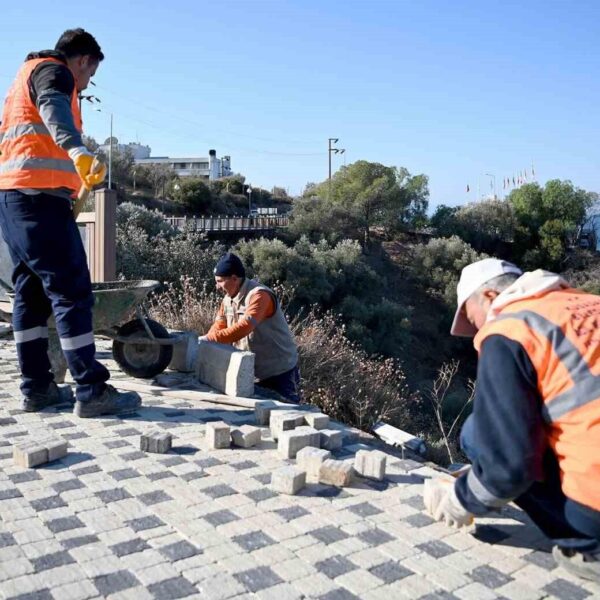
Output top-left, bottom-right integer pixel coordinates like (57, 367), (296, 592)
(147, 279), (421, 433)
(293, 311), (421, 432)
(148, 276), (221, 335)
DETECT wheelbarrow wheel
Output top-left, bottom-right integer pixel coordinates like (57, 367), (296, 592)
(112, 318), (173, 378)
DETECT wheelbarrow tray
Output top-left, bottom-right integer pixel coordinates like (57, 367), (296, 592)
(0, 279), (160, 331)
(91, 280), (160, 331)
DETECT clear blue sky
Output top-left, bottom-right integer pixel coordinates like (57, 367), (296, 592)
(1, 1), (599, 207)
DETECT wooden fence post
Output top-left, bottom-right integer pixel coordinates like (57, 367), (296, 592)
(93, 188), (117, 282)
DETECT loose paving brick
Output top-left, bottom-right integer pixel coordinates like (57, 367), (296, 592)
(297, 446), (331, 482)
(231, 424), (261, 448)
(304, 412), (330, 430)
(271, 466), (306, 494)
(278, 427), (320, 459)
(206, 421), (231, 449)
(354, 449), (387, 481)
(254, 400), (277, 425)
(319, 429), (344, 451)
(140, 429), (172, 453)
(270, 411), (305, 440)
(319, 459), (355, 487)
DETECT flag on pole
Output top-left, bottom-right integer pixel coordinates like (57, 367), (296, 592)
(466, 184), (470, 192)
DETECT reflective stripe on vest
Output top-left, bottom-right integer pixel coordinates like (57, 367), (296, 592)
(0, 122), (51, 142)
(494, 310), (600, 422)
(0, 157), (77, 175)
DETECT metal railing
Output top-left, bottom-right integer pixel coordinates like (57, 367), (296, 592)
(164, 215), (289, 232)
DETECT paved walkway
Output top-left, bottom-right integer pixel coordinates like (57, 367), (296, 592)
(0, 339), (599, 600)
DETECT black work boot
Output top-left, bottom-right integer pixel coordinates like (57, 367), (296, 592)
(553, 545), (600, 581)
(74, 385), (142, 418)
(22, 382), (74, 412)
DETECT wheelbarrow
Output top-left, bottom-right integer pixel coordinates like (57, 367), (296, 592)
(0, 279), (175, 380)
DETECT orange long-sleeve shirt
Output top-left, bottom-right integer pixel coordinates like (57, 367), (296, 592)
(206, 290), (276, 344)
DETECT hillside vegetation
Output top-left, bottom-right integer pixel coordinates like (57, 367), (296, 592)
(113, 157), (599, 465)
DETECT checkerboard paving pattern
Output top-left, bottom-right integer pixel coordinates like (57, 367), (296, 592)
(0, 339), (599, 599)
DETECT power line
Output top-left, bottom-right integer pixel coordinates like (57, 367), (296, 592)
(92, 83), (324, 155)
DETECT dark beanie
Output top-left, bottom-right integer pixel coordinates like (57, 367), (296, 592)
(214, 253), (245, 278)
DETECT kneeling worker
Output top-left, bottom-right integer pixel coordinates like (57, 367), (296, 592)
(204, 253), (300, 403)
(424, 258), (600, 581)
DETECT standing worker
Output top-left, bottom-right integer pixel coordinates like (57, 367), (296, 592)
(424, 258), (600, 580)
(0, 29), (140, 417)
(204, 253), (301, 402)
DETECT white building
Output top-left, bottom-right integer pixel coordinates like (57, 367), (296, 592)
(98, 140), (151, 160)
(134, 149), (232, 180)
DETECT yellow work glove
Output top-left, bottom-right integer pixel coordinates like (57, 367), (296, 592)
(68, 146), (107, 189)
(423, 478), (474, 529)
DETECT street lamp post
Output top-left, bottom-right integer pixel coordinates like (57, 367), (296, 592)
(247, 185), (253, 217)
(94, 108), (113, 190)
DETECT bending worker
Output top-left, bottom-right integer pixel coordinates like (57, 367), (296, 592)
(0, 29), (140, 417)
(424, 258), (600, 581)
(204, 253), (300, 402)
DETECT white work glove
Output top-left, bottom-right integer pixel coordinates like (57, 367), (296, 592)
(423, 478), (474, 529)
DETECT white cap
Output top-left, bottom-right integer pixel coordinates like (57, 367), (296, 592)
(451, 258), (522, 337)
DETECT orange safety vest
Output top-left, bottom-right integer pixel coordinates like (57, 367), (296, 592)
(0, 57), (82, 195)
(474, 288), (600, 512)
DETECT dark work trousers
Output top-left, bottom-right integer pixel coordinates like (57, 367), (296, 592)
(0, 190), (109, 402)
(258, 364), (301, 404)
(460, 415), (600, 552)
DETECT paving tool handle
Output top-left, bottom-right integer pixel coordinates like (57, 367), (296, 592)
(72, 157), (103, 220)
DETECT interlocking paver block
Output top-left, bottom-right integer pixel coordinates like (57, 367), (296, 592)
(297, 446), (331, 482)
(93, 570), (140, 596)
(270, 410), (305, 441)
(319, 429), (344, 451)
(255, 401), (277, 425)
(319, 459), (355, 487)
(206, 421), (231, 449)
(354, 450), (387, 481)
(13, 440), (49, 468)
(168, 331), (199, 372)
(303, 412), (330, 430)
(149, 576), (199, 598)
(234, 566), (284, 593)
(140, 429), (172, 453)
(278, 427), (320, 459)
(46, 438), (68, 462)
(231, 424), (261, 448)
(271, 466), (306, 495)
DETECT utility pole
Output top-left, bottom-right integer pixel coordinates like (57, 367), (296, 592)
(328, 138), (345, 199)
(328, 138), (339, 182)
